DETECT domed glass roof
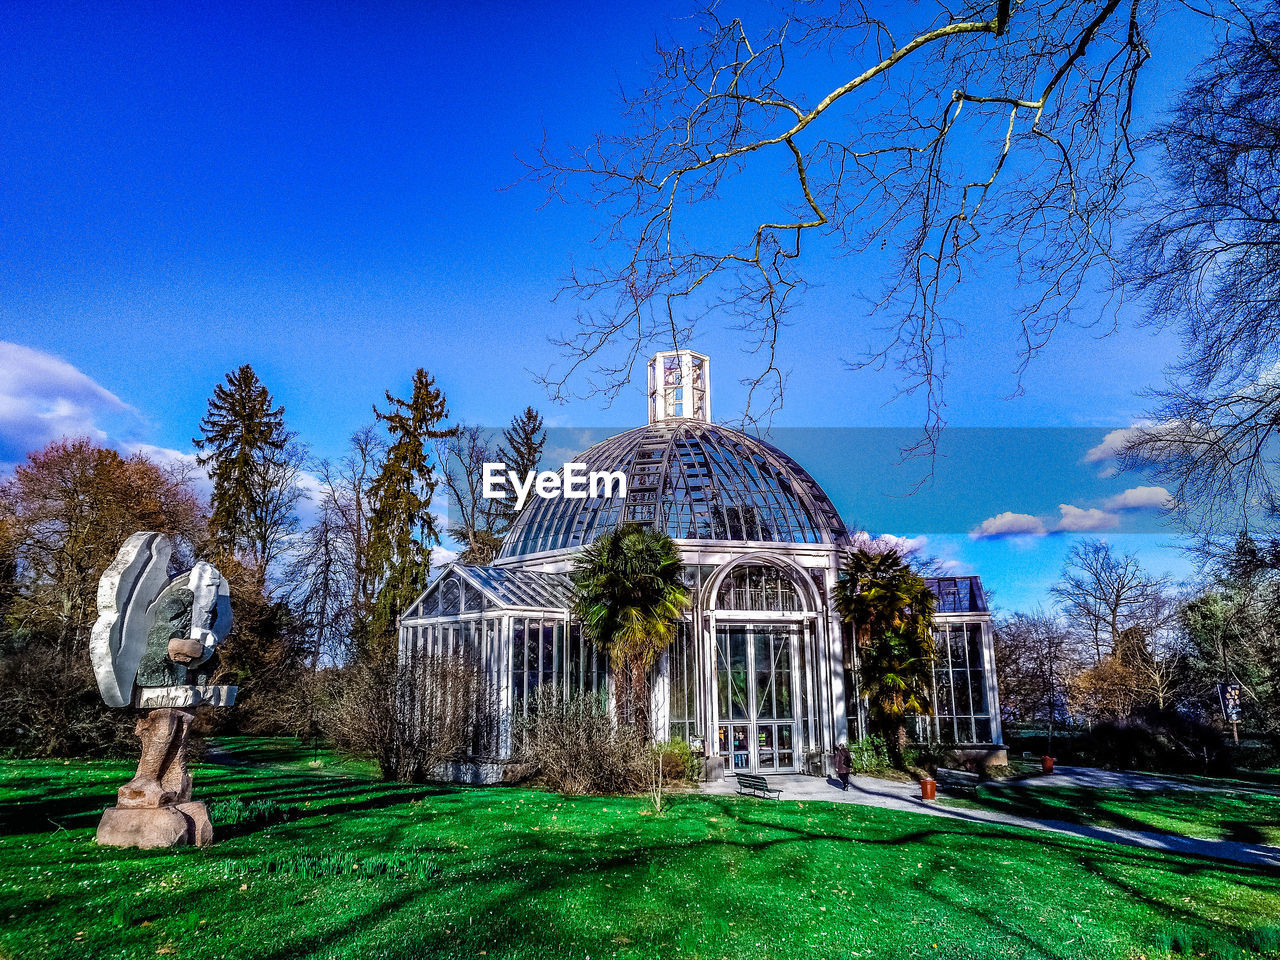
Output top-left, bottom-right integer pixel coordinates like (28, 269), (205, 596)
(499, 420), (849, 558)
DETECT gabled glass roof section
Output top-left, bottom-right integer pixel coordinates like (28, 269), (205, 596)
(404, 564), (577, 618)
(924, 577), (989, 614)
(499, 421), (850, 558)
(462, 565), (576, 609)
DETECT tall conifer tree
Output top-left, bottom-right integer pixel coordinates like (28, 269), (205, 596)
(496, 406), (545, 528)
(367, 369), (455, 652)
(193, 365), (289, 567)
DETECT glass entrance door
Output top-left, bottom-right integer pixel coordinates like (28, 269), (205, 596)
(715, 624), (797, 772)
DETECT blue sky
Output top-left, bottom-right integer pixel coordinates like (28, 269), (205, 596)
(1, 1), (1213, 610)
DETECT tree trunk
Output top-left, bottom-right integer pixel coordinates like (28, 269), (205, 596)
(891, 722), (909, 768)
(630, 655), (650, 739)
(611, 660), (630, 726)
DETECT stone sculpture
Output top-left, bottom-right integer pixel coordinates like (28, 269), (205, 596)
(90, 532), (237, 848)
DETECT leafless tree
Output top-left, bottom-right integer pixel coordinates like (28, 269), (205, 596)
(1119, 5), (1280, 553)
(250, 437), (310, 592)
(993, 610), (1082, 748)
(0, 438), (203, 661)
(436, 424), (506, 565)
(288, 494), (347, 671)
(1120, 589), (1193, 710)
(287, 427), (385, 665)
(1051, 539), (1169, 665)
(532, 0), (1252, 441)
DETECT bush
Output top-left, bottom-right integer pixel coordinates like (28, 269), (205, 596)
(1231, 738), (1279, 771)
(846, 735), (891, 773)
(901, 740), (963, 774)
(1074, 709), (1230, 775)
(652, 738), (701, 783)
(0, 643), (136, 758)
(317, 653), (494, 783)
(514, 690), (652, 794)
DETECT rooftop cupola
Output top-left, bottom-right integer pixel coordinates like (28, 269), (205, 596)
(648, 350), (710, 423)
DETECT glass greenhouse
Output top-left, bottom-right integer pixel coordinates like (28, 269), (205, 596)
(400, 350), (1003, 781)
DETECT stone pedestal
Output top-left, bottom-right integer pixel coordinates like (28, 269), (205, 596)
(96, 706), (215, 848)
(96, 801), (212, 848)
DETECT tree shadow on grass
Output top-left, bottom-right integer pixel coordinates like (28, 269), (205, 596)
(959, 783), (1280, 852)
(8, 778), (1280, 960)
(240, 792), (1280, 960)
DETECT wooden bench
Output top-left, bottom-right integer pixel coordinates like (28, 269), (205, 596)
(735, 773), (781, 800)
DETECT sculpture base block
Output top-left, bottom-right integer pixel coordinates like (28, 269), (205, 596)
(96, 801), (213, 848)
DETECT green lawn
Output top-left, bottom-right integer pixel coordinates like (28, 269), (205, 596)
(942, 781), (1280, 847)
(2, 741), (1280, 960)
(199, 735), (380, 779)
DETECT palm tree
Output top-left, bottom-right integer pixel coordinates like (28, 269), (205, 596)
(834, 548), (937, 766)
(571, 524), (691, 733)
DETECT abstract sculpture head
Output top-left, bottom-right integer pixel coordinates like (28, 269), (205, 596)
(91, 531), (237, 709)
(90, 532), (239, 848)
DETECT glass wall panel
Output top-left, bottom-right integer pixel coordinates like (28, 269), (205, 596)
(716, 624), (797, 771)
(926, 621), (995, 743)
(716, 565), (802, 612)
(668, 623), (698, 742)
(755, 631), (775, 719)
(525, 619), (540, 698)
(541, 622), (556, 693)
(568, 622), (582, 694)
(513, 619), (526, 713)
(716, 628), (749, 721)
(440, 578), (461, 615)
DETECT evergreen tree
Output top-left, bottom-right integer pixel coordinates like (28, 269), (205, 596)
(499, 407), (546, 478)
(193, 365), (290, 569)
(367, 369), (455, 654)
(571, 524), (690, 733)
(496, 407), (545, 528)
(834, 548), (936, 766)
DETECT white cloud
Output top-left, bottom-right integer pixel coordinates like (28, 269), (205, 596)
(1083, 425), (1151, 478)
(1104, 485), (1174, 511)
(0, 341), (142, 465)
(969, 512), (1048, 540)
(124, 442), (201, 472)
(849, 531), (929, 555)
(1054, 504), (1119, 532)
(1084, 426), (1143, 464)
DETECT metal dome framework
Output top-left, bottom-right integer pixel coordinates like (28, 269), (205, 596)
(498, 420), (850, 558)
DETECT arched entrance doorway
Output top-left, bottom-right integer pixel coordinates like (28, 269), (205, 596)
(710, 562), (813, 773)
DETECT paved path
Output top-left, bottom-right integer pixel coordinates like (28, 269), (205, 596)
(700, 772), (1280, 870)
(1013, 764), (1280, 795)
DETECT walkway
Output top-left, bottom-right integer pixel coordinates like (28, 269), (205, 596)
(700, 771), (1280, 870)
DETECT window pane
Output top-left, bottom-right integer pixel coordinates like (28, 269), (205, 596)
(774, 636), (793, 720)
(755, 631), (775, 719)
(513, 619), (526, 711)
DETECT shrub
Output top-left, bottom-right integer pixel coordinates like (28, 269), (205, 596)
(0, 644), (135, 758)
(513, 690), (652, 794)
(1231, 738), (1279, 771)
(317, 653), (495, 783)
(1074, 709), (1230, 775)
(652, 738), (701, 783)
(846, 735), (891, 773)
(900, 739), (963, 776)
